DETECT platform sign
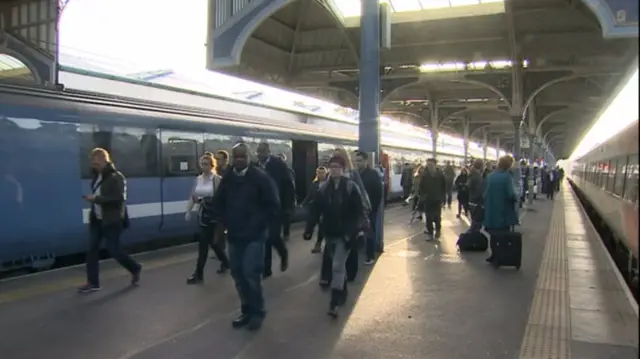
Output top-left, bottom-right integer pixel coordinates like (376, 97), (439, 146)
(520, 137), (530, 149)
(583, 0), (639, 38)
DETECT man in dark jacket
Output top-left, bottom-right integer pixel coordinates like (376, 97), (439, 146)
(419, 158), (446, 240)
(443, 161), (456, 208)
(256, 143), (292, 277)
(400, 163), (413, 202)
(78, 148), (141, 293)
(214, 143), (280, 331)
(303, 155), (366, 318)
(355, 151), (384, 263)
(467, 159), (484, 232)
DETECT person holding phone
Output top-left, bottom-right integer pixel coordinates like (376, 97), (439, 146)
(77, 148), (141, 293)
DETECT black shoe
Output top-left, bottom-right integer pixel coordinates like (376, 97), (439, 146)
(247, 317), (264, 331)
(131, 267), (141, 285)
(328, 305), (339, 318)
(186, 274), (203, 285)
(435, 230), (441, 239)
(77, 284), (101, 293)
(216, 264), (228, 274)
(280, 252), (289, 272)
(232, 314), (252, 328)
(263, 271), (273, 278)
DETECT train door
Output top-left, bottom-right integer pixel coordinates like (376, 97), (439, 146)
(291, 140), (318, 204)
(158, 129), (203, 238)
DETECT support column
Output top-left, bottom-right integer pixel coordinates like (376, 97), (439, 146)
(358, 0), (383, 252)
(358, 0), (381, 157)
(462, 118), (470, 164)
(482, 129), (488, 161)
(512, 116), (521, 161)
(430, 102), (439, 159)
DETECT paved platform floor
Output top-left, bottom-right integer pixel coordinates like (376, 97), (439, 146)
(518, 182), (638, 359)
(0, 197), (592, 359)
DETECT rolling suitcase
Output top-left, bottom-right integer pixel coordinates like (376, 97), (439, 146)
(457, 231), (488, 251)
(490, 228), (522, 270)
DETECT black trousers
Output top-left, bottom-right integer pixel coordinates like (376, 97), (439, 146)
(195, 224), (229, 278)
(264, 216), (288, 274)
(423, 200), (442, 235)
(86, 222), (140, 286)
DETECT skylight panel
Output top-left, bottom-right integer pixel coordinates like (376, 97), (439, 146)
(418, 0), (453, 9)
(388, 0), (422, 12)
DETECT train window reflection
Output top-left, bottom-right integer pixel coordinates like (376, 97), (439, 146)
(623, 155), (638, 203)
(613, 157), (627, 196)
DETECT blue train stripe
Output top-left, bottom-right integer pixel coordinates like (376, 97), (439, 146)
(81, 200), (192, 224)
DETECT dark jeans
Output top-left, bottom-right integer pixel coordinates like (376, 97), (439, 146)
(195, 224), (229, 277)
(402, 186), (411, 200)
(366, 210), (378, 261)
(467, 203), (484, 232)
(264, 216), (288, 274)
(86, 223), (140, 286)
(457, 192), (469, 215)
(316, 223), (325, 245)
(445, 182), (453, 206)
(423, 200), (442, 235)
(281, 209), (292, 239)
(229, 239), (266, 318)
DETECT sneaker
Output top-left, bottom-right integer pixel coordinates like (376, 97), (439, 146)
(77, 284), (101, 293)
(363, 259), (375, 266)
(425, 234), (434, 241)
(131, 267), (141, 285)
(434, 231), (442, 239)
(186, 274), (203, 285)
(328, 305), (339, 318)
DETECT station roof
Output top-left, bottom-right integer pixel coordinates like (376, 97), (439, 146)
(0, 54), (34, 82)
(212, 0), (639, 158)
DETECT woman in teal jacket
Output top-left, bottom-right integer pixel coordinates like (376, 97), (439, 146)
(483, 156), (519, 261)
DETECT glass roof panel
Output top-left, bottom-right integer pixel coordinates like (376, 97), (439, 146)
(0, 54), (28, 71)
(388, 0), (423, 13)
(331, 0), (503, 18)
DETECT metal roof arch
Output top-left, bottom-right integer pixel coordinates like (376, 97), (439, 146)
(535, 107), (591, 136)
(382, 77), (512, 110)
(0, 49), (41, 84)
(521, 72), (616, 121)
(220, 0), (358, 69)
(440, 108), (510, 129)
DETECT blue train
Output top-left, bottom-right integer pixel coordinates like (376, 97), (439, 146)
(0, 73), (467, 272)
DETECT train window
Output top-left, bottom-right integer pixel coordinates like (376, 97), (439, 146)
(623, 154), (638, 203)
(613, 157), (627, 196)
(606, 159), (617, 193)
(317, 142), (357, 169)
(78, 125), (160, 178)
(160, 130), (203, 177)
(204, 134), (293, 167)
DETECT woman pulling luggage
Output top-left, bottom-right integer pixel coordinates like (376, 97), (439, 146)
(185, 153), (229, 284)
(455, 167), (470, 218)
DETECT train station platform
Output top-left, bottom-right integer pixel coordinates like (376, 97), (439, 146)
(0, 189), (637, 359)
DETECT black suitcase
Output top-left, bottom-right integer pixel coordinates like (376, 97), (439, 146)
(490, 229), (522, 270)
(457, 231), (488, 251)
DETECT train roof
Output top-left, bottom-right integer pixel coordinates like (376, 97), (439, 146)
(0, 81), (465, 156)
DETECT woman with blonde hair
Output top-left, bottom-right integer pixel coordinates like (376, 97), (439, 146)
(184, 153), (229, 284)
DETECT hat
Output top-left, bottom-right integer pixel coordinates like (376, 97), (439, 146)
(328, 155), (346, 168)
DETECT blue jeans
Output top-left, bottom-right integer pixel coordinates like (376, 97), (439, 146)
(229, 238), (266, 318)
(86, 223), (140, 286)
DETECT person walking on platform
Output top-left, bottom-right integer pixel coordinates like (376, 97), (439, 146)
(411, 164), (425, 220)
(454, 167), (470, 218)
(213, 143), (280, 331)
(483, 156), (519, 263)
(443, 161), (456, 208)
(303, 155), (367, 318)
(419, 158), (446, 241)
(301, 166), (328, 254)
(355, 151), (384, 264)
(256, 143), (292, 277)
(467, 159), (485, 232)
(400, 163), (413, 203)
(276, 153), (296, 241)
(330, 148), (371, 282)
(185, 154), (229, 284)
(78, 148), (141, 293)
